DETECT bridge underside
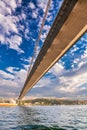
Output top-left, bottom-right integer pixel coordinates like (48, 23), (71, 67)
(18, 0), (87, 99)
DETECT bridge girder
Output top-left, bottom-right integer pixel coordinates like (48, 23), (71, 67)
(18, 0), (87, 99)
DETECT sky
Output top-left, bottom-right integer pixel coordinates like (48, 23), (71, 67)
(0, 0), (87, 100)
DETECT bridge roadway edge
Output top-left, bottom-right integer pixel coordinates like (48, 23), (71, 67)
(18, 0), (87, 99)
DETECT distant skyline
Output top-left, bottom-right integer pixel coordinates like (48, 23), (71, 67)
(0, 0), (87, 99)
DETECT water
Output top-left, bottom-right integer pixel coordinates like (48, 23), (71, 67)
(0, 105), (87, 130)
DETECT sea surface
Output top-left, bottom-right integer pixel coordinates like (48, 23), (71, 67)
(0, 105), (87, 130)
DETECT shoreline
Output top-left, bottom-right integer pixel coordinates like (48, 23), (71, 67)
(0, 103), (17, 107)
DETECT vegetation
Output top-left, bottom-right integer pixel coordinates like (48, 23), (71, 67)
(20, 98), (87, 106)
(0, 98), (87, 106)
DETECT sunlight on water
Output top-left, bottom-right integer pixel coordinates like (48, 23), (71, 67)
(0, 105), (87, 130)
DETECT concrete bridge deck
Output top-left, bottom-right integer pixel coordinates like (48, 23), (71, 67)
(18, 0), (87, 99)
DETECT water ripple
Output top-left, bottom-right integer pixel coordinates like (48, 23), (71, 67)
(0, 105), (87, 130)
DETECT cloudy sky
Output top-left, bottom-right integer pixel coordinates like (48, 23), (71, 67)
(0, 0), (87, 99)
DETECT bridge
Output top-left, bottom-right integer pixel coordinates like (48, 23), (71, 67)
(18, 0), (87, 100)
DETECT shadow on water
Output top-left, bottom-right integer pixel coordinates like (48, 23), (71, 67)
(17, 106), (42, 124)
(16, 106), (79, 130)
(15, 107), (66, 130)
(12, 124), (66, 130)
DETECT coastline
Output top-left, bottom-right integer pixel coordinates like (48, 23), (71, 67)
(0, 103), (17, 107)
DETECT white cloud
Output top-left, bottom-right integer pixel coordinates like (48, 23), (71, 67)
(70, 46), (79, 53)
(49, 62), (64, 76)
(21, 13), (26, 20)
(0, 67), (28, 98)
(37, 0), (48, 10)
(6, 67), (13, 72)
(0, 0), (86, 99)
(0, 70), (14, 79)
(43, 25), (51, 32)
(3, 0), (17, 11)
(7, 67), (27, 86)
(81, 47), (87, 59)
(29, 54), (87, 99)
(17, 0), (22, 4)
(34, 77), (51, 88)
(74, 44), (87, 69)
(0, 0), (63, 53)
(47, 15), (53, 22)
(0, 14), (18, 35)
(6, 35), (24, 53)
(28, 2), (35, 9)
(1, 52), (87, 99)
(0, 1), (11, 15)
(41, 25), (51, 42)
(32, 11), (38, 19)
(58, 71), (87, 93)
(0, 0), (24, 53)
(0, 78), (17, 88)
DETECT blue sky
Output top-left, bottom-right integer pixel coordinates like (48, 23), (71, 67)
(0, 0), (87, 99)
